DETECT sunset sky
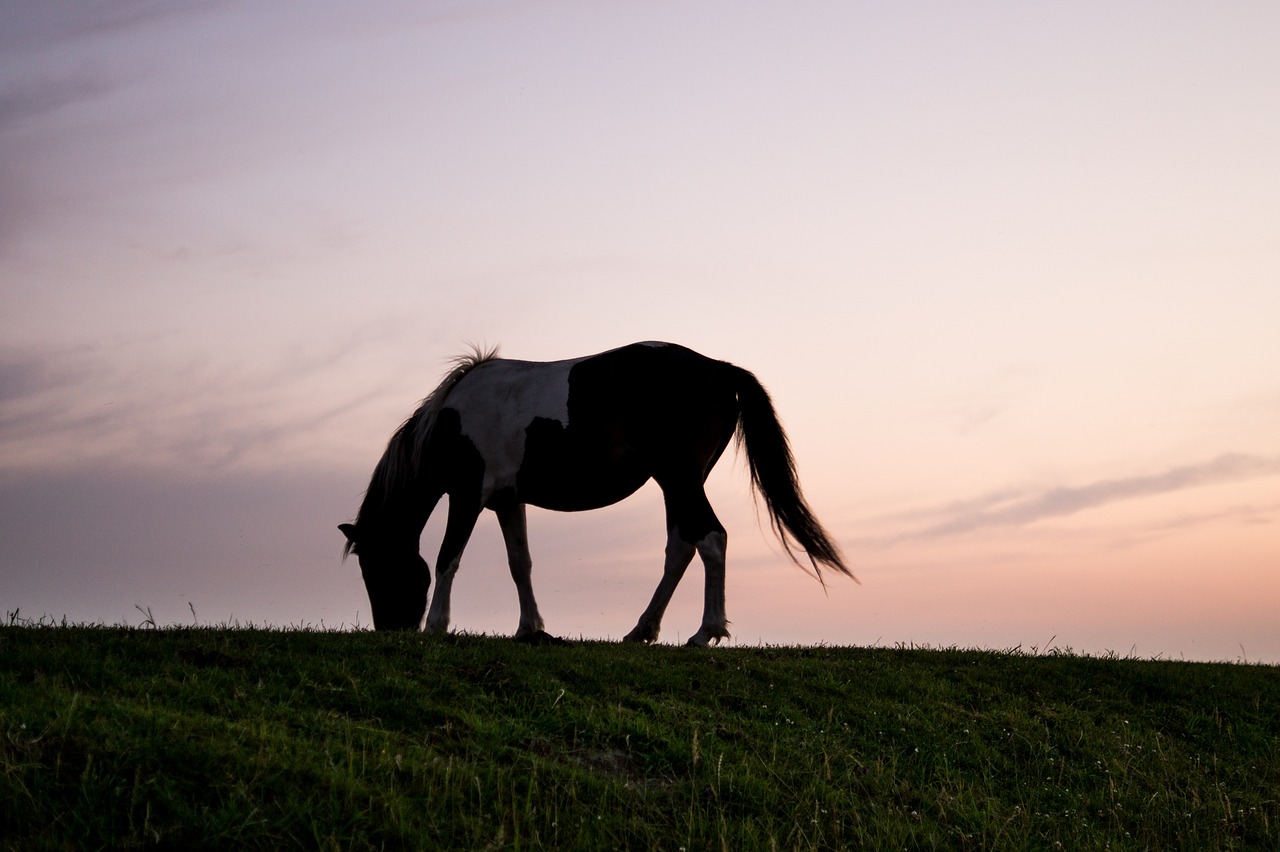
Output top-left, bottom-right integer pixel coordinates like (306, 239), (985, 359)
(3, 2), (1277, 662)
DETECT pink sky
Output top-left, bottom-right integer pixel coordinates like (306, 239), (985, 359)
(2, 2), (1277, 662)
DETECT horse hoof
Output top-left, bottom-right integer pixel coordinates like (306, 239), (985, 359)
(516, 630), (568, 646)
(686, 631), (728, 648)
(623, 622), (660, 643)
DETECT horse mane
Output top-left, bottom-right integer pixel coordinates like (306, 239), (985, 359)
(344, 344), (500, 557)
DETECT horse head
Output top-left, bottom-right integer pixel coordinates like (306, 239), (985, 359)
(339, 523), (429, 630)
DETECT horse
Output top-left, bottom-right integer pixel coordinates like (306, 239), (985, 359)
(339, 341), (852, 646)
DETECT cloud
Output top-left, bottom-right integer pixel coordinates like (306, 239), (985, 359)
(877, 453), (1280, 542)
(931, 371), (1033, 437)
(0, 333), (418, 478)
(0, 1), (230, 53)
(0, 349), (67, 404)
(0, 66), (112, 247)
(0, 68), (115, 132)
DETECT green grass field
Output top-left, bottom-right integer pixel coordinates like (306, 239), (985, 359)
(1, 624), (1276, 850)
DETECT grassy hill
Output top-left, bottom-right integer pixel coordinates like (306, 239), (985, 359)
(1, 625), (1276, 850)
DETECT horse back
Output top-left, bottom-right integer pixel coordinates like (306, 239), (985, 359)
(441, 342), (739, 510)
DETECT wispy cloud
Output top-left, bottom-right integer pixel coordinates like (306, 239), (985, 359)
(0, 68), (115, 132)
(929, 366), (1034, 437)
(0, 349), (69, 405)
(0, 335), (406, 477)
(0, 1), (229, 53)
(868, 454), (1280, 543)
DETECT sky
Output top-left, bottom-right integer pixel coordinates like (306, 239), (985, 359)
(2, 1), (1277, 662)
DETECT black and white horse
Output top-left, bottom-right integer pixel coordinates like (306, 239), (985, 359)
(340, 341), (851, 646)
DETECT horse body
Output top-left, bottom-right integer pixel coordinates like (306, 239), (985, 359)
(340, 341), (850, 646)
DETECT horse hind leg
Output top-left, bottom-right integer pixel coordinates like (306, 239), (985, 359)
(624, 529), (696, 644)
(687, 529), (730, 647)
(626, 478), (729, 646)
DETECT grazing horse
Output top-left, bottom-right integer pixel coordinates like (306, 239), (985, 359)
(339, 341), (851, 646)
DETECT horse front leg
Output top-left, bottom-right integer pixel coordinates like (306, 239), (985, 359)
(424, 497), (481, 634)
(492, 497), (547, 640)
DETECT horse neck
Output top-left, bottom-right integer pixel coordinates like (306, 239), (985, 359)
(356, 461), (443, 545)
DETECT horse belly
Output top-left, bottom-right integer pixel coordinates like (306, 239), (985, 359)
(515, 418), (650, 511)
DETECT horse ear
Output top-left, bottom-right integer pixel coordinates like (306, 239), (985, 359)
(338, 523), (358, 543)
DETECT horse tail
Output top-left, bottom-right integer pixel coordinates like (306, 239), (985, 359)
(729, 365), (855, 585)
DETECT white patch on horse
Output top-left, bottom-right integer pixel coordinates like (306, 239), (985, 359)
(443, 357), (582, 502)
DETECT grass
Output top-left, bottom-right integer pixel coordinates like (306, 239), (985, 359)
(1, 623), (1277, 850)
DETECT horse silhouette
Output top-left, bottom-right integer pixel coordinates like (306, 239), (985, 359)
(340, 341), (851, 645)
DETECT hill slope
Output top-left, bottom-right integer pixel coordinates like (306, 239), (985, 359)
(2, 626), (1276, 849)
